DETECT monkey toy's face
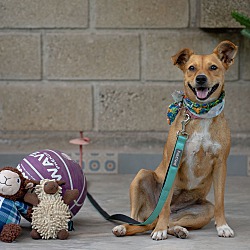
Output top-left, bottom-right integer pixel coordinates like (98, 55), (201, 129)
(0, 170), (21, 196)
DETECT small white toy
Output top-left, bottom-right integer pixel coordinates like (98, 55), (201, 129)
(24, 179), (79, 240)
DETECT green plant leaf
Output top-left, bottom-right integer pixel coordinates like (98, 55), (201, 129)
(231, 11), (250, 28)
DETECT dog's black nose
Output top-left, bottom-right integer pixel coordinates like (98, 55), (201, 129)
(196, 75), (207, 85)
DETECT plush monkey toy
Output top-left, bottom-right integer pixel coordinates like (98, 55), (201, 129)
(0, 166), (34, 243)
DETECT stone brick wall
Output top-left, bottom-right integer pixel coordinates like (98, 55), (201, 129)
(0, 0), (249, 167)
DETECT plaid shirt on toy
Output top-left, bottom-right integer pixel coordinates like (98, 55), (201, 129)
(0, 196), (29, 231)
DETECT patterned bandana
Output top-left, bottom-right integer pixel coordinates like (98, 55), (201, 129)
(167, 91), (225, 125)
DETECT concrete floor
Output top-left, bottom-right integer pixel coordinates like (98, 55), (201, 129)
(1, 174), (250, 250)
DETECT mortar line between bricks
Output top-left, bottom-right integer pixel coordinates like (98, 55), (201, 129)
(196, 0), (202, 27)
(0, 28), (191, 33)
(87, 0), (91, 29)
(189, 0), (199, 28)
(92, 83), (98, 132)
(238, 39), (243, 79)
(0, 79), (174, 83)
(40, 31), (44, 80)
(88, 0), (96, 31)
(140, 32), (147, 82)
(42, 30), (49, 81)
(20, 78), (243, 83)
(0, 79), (244, 83)
(139, 34), (143, 82)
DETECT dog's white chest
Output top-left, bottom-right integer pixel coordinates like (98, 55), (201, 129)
(184, 119), (221, 189)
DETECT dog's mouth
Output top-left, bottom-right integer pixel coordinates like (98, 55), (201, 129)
(188, 83), (219, 101)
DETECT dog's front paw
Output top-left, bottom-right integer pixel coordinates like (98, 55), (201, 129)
(216, 224), (234, 237)
(151, 230), (168, 240)
(112, 225), (126, 237)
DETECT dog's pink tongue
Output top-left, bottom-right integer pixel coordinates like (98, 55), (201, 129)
(196, 88), (208, 99)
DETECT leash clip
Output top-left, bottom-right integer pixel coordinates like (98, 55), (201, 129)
(177, 113), (191, 138)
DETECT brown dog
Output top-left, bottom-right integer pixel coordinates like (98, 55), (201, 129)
(112, 41), (238, 240)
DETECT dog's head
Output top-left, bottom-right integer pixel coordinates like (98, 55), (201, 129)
(171, 41), (238, 103)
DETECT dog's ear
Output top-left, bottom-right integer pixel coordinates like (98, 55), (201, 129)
(171, 48), (194, 71)
(213, 40), (238, 70)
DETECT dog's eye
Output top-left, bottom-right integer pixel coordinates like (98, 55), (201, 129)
(210, 65), (218, 70)
(188, 66), (195, 71)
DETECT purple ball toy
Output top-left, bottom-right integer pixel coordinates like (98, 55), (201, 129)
(17, 149), (87, 216)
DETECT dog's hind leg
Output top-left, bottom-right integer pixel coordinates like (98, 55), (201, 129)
(113, 168), (161, 237)
(130, 169), (161, 222)
(167, 200), (214, 239)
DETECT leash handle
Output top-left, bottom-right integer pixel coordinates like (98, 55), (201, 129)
(87, 135), (188, 226)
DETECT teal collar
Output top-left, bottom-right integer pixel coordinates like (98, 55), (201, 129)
(167, 91), (225, 125)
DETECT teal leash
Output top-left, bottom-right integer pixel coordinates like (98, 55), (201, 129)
(87, 113), (190, 226)
(133, 114), (190, 225)
(134, 133), (188, 225)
